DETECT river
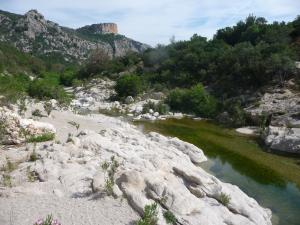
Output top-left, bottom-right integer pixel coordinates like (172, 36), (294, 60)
(136, 118), (300, 225)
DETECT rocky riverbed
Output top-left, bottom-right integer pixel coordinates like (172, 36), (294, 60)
(0, 100), (272, 225)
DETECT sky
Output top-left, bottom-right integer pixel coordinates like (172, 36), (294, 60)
(0, 0), (299, 46)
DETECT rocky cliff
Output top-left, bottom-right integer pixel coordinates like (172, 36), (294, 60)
(78, 23), (118, 34)
(0, 9), (149, 63)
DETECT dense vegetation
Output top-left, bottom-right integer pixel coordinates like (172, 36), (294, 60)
(0, 43), (72, 105)
(73, 15), (300, 122)
(1, 15), (300, 123)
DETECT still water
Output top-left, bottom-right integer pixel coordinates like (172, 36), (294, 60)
(136, 118), (300, 225)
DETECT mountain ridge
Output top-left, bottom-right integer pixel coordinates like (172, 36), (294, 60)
(0, 9), (150, 63)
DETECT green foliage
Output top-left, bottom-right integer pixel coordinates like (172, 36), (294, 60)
(2, 174), (12, 187)
(27, 167), (39, 182)
(163, 211), (176, 224)
(77, 49), (111, 79)
(29, 149), (38, 162)
(142, 101), (169, 115)
(60, 68), (78, 86)
(27, 133), (55, 143)
(115, 74), (143, 98)
(136, 203), (158, 225)
(217, 192), (231, 206)
(166, 84), (218, 118)
(0, 42), (45, 75)
(28, 72), (71, 104)
(101, 156), (119, 196)
(0, 74), (31, 105)
(33, 215), (55, 225)
(43, 101), (53, 116)
(32, 109), (44, 117)
(1, 158), (16, 173)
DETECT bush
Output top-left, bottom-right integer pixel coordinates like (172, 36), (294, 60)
(27, 133), (55, 143)
(60, 69), (77, 86)
(142, 101), (169, 115)
(32, 109), (44, 117)
(218, 192), (231, 206)
(77, 49), (110, 79)
(163, 211), (176, 224)
(115, 74), (143, 98)
(0, 74), (31, 105)
(28, 73), (70, 104)
(136, 203), (158, 225)
(166, 84), (218, 118)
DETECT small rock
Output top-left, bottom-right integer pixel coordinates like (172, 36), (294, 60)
(125, 96), (134, 104)
(153, 112), (159, 117)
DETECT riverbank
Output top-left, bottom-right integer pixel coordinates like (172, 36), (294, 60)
(135, 118), (300, 225)
(0, 106), (272, 225)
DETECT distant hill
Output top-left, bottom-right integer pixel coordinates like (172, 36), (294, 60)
(0, 9), (150, 64)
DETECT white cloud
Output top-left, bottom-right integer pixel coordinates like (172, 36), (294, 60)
(0, 0), (299, 45)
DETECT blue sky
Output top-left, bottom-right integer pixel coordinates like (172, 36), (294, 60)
(0, 0), (299, 46)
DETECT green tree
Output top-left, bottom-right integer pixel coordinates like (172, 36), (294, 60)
(115, 74), (143, 98)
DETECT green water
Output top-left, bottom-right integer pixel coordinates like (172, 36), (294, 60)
(135, 118), (300, 225)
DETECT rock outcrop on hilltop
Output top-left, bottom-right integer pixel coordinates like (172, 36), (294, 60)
(77, 23), (118, 34)
(0, 9), (149, 62)
(0, 105), (272, 225)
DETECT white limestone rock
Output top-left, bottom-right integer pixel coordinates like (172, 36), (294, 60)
(264, 126), (300, 153)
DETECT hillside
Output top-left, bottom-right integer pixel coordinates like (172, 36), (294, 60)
(0, 9), (150, 63)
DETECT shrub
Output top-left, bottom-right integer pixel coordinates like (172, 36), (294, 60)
(29, 149), (38, 162)
(27, 167), (39, 182)
(32, 109), (44, 117)
(2, 174), (12, 187)
(163, 211), (176, 224)
(0, 74), (31, 105)
(101, 156), (119, 196)
(142, 101), (169, 115)
(166, 84), (218, 118)
(218, 192), (231, 206)
(77, 49), (110, 79)
(28, 72), (71, 104)
(27, 133), (55, 143)
(1, 158), (16, 172)
(136, 203), (158, 225)
(115, 74), (143, 98)
(60, 69), (77, 86)
(44, 101), (53, 116)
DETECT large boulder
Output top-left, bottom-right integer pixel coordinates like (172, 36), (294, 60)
(264, 126), (300, 154)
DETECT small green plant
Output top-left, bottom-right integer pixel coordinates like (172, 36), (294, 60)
(101, 161), (110, 171)
(218, 192), (231, 206)
(1, 158), (16, 172)
(163, 210), (176, 224)
(101, 156), (119, 196)
(136, 203), (158, 225)
(2, 174), (12, 187)
(29, 149), (38, 162)
(32, 109), (44, 117)
(43, 101), (53, 116)
(18, 97), (27, 116)
(68, 121), (80, 130)
(27, 133), (55, 143)
(27, 167), (39, 182)
(105, 177), (114, 196)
